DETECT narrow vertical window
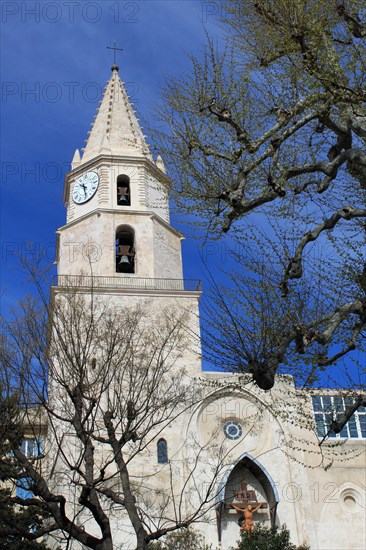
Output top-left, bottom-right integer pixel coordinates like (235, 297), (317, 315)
(116, 226), (135, 273)
(117, 174), (131, 206)
(157, 438), (168, 464)
(16, 438), (44, 499)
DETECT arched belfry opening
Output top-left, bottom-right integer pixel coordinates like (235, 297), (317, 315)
(115, 226), (135, 273)
(117, 174), (131, 206)
(217, 455), (279, 546)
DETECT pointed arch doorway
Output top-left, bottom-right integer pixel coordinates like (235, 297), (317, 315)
(217, 454), (279, 548)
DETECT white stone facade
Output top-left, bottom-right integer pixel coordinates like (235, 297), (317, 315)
(48, 66), (366, 550)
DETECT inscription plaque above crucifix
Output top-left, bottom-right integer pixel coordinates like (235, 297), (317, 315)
(235, 481), (258, 504)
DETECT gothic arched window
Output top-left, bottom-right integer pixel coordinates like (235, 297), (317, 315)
(117, 174), (131, 206)
(116, 226), (135, 273)
(157, 438), (168, 464)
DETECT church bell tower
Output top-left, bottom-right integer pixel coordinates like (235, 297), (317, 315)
(55, 62), (202, 376)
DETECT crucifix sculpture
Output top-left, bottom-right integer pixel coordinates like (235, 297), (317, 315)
(230, 482), (268, 536)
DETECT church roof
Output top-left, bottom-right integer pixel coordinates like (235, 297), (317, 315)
(81, 65), (152, 163)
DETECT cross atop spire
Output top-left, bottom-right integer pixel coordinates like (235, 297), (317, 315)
(106, 42), (123, 71)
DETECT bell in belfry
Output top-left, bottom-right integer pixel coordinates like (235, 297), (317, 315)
(118, 189), (129, 204)
(118, 255), (130, 266)
(117, 185), (130, 205)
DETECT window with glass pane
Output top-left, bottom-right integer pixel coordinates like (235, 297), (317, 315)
(16, 477), (33, 500)
(20, 438), (44, 457)
(16, 439), (44, 499)
(312, 396), (366, 439)
(157, 439), (168, 464)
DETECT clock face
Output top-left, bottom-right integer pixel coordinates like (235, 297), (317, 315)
(72, 172), (99, 204)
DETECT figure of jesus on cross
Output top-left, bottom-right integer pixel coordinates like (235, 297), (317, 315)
(231, 502), (267, 535)
(230, 482), (267, 536)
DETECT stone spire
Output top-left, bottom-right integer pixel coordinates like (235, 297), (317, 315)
(81, 66), (151, 163)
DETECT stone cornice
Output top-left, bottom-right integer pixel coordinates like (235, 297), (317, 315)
(57, 207), (183, 239)
(51, 285), (201, 300)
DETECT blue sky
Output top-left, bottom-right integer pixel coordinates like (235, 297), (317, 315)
(1, 1), (364, 386)
(1, 0), (226, 310)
